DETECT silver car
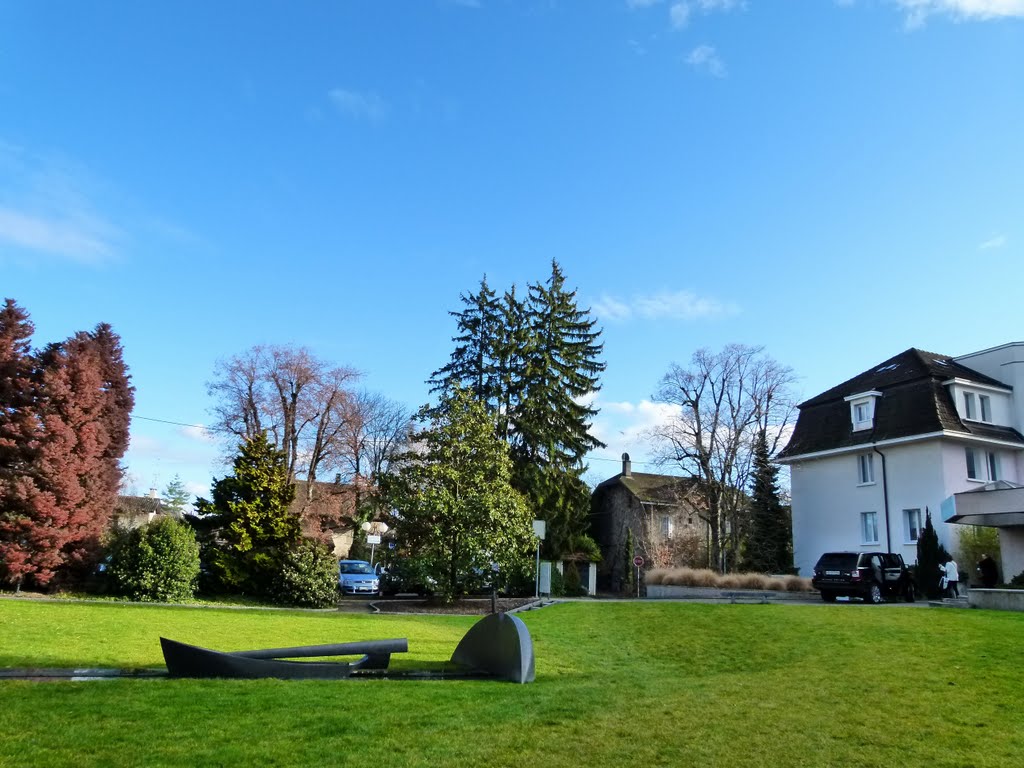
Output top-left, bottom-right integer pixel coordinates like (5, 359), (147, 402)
(338, 560), (380, 595)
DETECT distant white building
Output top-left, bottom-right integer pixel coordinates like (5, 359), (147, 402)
(778, 343), (1024, 580)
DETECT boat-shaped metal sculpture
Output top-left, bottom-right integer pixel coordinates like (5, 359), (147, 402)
(160, 610), (535, 683)
(160, 637), (406, 680)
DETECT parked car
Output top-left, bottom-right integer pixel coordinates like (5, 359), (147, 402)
(379, 560), (436, 597)
(812, 551), (916, 604)
(338, 560), (380, 596)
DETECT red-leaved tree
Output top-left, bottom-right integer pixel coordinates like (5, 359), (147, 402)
(0, 300), (134, 590)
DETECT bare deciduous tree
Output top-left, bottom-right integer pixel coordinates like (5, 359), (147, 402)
(650, 344), (796, 573)
(208, 345), (359, 509)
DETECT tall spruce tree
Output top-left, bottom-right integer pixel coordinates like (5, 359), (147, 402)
(428, 276), (502, 410)
(512, 260), (606, 557)
(427, 262), (606, 560)
(743, 429), (792, 573)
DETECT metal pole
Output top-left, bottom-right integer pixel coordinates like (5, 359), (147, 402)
(636, 566), (640, 599)
(535, 542), (540, 599)
(370, 542), (376, 568)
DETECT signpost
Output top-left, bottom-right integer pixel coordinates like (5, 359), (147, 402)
(361, 521), (390, 567)
(532, 520), (546, 599)
(633, 555), (644, 599)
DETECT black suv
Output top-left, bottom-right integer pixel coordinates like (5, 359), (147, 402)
(811, 552), (915, 604)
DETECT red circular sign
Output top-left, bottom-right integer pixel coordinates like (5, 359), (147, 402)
(633, 556), (644, 567)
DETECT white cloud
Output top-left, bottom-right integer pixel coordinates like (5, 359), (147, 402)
(978, 234), (1008, 249)
(0, 143), (122, 263)
(670, 2), (692, 27)
(894, 0), (1024, 27)
(329, 88), (388, 121)
(592, 294), (633, 321)
(687, 44), (727, 77)
(695, 0), (743, 9)
(184, 480), (210, 499)
(594, 290), (739, 322)
(587, 397), (683, 476)
(0, 206), (118, 263)
(179, 424), (218, 444)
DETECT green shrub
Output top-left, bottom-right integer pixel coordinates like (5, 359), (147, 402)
(108, 517), (200, 602)
(276, 540), (339, 608)
(549, 565), (565, 597)
(562, 561), (584, 596)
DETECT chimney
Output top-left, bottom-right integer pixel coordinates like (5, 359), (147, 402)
(622, 453), (631, 477)
(148, 487), (158, 499)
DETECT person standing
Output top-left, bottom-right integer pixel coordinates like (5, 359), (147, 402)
(978, 554), (999, 588)
(944, 557), (960, 598)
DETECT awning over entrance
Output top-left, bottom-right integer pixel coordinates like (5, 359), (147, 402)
(941, 481), (1024, 528)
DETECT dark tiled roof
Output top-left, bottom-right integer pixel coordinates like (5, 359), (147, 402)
(779, 348), (1024, 459)
(114, 495), (162, 515)
(595, 471), (698, 504)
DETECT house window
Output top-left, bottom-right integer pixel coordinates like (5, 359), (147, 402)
(857, 453), (875, 485)
(963, 392), (976, 420)
(854, 402), (870, 425)
(966, 448), (979, 480)
(903, 508), (922, 543)
(861, 512), (879, 545)
(845, 391), (881, 431)
(660, 515), (674, 538)
(987, 451), (1000, 481)
(980, 395), (991, 423)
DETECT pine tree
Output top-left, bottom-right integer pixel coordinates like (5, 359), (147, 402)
(915, 509), (951, 599)
(195, 433), (300, 596)
(511, 260), (606, 557)
(162, 475), (193, 517)
(743, 429), (792, 573)
(495, 285), (529, 445)
(428, 276), (502, 410)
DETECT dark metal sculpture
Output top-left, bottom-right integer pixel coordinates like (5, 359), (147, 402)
(449, 611), (535, 684)
(160, 637), (407, 680)
(160, 611), (536, 683)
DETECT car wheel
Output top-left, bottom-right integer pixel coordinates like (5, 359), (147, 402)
(867, 583), (884, 604)
(820, 590), (837, 603)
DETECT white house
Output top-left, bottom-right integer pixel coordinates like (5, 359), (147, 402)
(778, 343), (1024, 579)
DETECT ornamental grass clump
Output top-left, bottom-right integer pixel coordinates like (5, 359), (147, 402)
(646, 566), (813, 591)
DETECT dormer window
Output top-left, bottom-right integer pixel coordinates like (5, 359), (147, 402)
(980, 395), (991, 422)
(844, 391), (882, 432)
(963, 392), (976, 420)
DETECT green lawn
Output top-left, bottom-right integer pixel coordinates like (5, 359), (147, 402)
(1, 600), (1022, 767)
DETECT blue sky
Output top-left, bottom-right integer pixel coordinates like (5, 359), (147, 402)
(2, 0), (1022, 499)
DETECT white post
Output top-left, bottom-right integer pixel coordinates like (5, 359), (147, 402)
(532, 519), (546, 599)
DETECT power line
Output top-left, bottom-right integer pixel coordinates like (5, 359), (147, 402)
(130, 414), (664, 466)
(130, 415), (227, 433)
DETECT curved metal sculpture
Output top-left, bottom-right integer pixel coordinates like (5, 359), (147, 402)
(160, 611), (536, 683)
(449, 611), (535, 684)
(160, 637), (407, 680)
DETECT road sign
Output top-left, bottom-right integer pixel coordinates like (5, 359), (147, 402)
(633, 555), (644, 567)
(367, 534), (382, 545)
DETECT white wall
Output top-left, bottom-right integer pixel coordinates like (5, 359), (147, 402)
(955, 343), (1024, 432)
(1000, 528), (1024, 583)
(790, 439), (970, 575)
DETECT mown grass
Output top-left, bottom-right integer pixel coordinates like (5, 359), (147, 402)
(1, 600), (1023, 767)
